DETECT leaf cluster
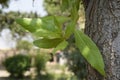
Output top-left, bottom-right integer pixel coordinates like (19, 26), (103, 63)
(16, 0), (105, 76)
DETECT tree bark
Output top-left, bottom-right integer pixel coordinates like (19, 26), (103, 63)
(83, 0), (120, 80)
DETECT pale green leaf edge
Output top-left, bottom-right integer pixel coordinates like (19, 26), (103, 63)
(74, 29), (106, 76)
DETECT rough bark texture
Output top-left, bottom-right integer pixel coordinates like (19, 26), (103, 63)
(83, 0), (120, 80)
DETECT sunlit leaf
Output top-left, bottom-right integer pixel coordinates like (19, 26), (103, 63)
(16, 18), (42, 32)
(16, 16), (69, 34)
(74, 29), (106, 76)
(53, 40), (68, 54)
(33, 38), (63, 49)
(33, 29), (61, 39)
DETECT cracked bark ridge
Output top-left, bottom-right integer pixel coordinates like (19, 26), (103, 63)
(83, 0), (120, 80)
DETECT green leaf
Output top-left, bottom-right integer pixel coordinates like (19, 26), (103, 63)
(33, 38), (63, 49)
(53, 16), (61, 30)
(64, 21), (75, 39)
(53, 40), (68, 54)
(54, 16), (69, 30)
(63, 7), (78, 39)
(16, 16), (69, 34)
(16, 18), (42, 32)
(61, 0), (69, 11)
(41, 16), (60, 32)
(71, 6), (79, 22)
(42, 16), (69, 31)
(61, 0), (80, 12)
(55, 16), (70, 25)
(74, 29), (105, 76)
(33, 29), (61, 39)
(76, 0), (81, 10)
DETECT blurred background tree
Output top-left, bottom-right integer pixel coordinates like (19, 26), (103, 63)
(0, 0), (10, 8)
(44, 0), (61, 15)
(0, 11), (38, 53)
(0, 0), (39, 50)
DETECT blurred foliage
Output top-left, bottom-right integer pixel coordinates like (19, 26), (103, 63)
(44, 0), (84, 16)
(0, 11), (38, 38)
(0, 0), (39, 37)
(64, 45), (87, 80)
(0, 0), (10, 8)
(44, 0), (61, 15)
(44, 0), (85, 31)
(16, 40), (33, 51)
(3, 54), (31, 78)
(35, 73), (54, 80)
(34, 52), (50, 75)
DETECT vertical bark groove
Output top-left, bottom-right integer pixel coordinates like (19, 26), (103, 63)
(83, 0), (120, 80)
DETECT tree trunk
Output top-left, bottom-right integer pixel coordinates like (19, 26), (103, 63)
(83, 0), (120, 80)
